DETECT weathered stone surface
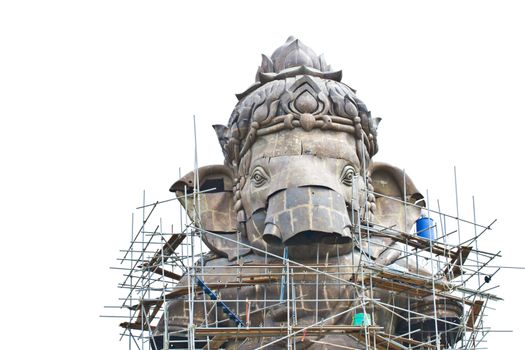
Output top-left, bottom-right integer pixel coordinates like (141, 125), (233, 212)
(157, 37), (461, 349)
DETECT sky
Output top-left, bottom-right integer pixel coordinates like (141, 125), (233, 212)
(1, 1), (524, 349)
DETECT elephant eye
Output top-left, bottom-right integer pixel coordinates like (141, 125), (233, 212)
(340, 165), (356, 186)
(251, 167), (269, 187)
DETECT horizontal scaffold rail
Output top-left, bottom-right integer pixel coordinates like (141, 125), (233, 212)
(194, 325), (384, 337)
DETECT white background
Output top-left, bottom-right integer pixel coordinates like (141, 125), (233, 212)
(1, 1), (524, 349)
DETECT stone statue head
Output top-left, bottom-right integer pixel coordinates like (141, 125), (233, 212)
(172, 37), (423, 260)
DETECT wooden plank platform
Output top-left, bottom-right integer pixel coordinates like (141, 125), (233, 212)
(194, 325), (383, 337)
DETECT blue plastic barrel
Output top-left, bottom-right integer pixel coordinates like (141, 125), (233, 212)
(416, 216), (436, 240)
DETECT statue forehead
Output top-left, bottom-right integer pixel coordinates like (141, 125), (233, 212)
(248, 129), (360, 166)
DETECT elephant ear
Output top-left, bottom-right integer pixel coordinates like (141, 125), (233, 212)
(369, 162), (425, 234)
(170, 164), (251, 260)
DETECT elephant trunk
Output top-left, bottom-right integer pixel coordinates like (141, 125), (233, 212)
(262, 186), (353, 246)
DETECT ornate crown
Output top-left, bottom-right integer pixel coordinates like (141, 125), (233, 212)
(215, 37), (381, 173)
(237, 36), (343, 101)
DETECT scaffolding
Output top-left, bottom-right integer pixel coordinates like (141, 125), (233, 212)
(104, 124), (503, 350)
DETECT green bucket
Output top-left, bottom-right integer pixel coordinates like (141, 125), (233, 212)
(352, 313), (371, 326)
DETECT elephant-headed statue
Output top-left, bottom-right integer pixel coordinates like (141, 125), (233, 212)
(153, 37), (463, 350)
